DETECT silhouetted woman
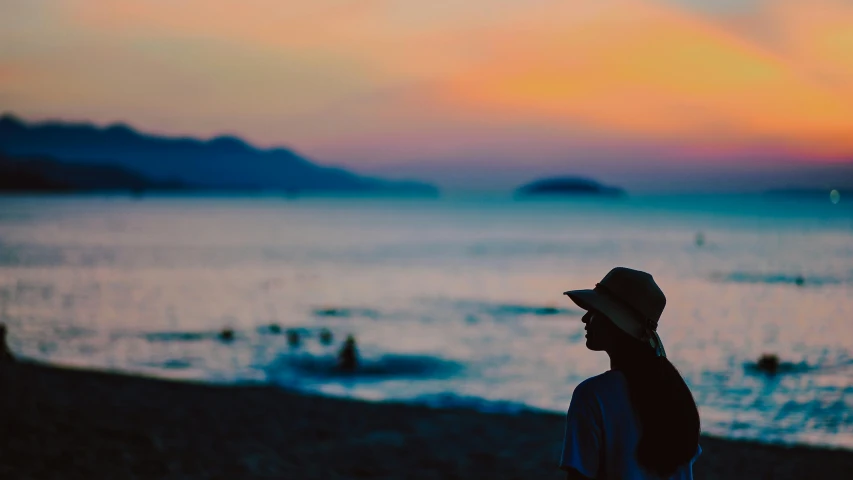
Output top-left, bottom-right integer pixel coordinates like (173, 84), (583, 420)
(560, 267), (700, 479)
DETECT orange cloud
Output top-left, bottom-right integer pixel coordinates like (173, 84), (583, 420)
(733, 0), (853, 88)
(437, 0), (853, 158)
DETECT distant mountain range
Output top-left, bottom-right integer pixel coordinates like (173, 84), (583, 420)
(0, 114), (437, 195)
(515, 177), (625, 197)
(0, 151), (188, 193)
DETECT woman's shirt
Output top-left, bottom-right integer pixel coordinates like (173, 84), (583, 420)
(560, 370), (701, 479)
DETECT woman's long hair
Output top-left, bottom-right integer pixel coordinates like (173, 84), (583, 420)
(608, 319), (700, 477)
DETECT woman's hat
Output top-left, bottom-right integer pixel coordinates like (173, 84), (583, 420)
(564, 267), (667, 357)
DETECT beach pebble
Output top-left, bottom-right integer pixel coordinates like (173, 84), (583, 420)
(362, 431), (406, 447)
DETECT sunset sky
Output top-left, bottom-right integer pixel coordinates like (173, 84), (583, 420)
(2, 0), (852, 190)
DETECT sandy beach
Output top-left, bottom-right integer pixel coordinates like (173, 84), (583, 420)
(1, 362), (851, 479)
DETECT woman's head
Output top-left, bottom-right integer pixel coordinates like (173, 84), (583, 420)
(581, 310), (610, 351)
(582, 309), (656, 358)
(565, 267), (667, 358)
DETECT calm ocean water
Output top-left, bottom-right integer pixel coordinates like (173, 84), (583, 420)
(1, 193), (852, 448)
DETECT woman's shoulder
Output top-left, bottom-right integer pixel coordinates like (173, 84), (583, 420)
(574, 370), (628, 397)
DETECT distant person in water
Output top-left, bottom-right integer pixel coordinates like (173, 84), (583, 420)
(560, 267), (700, 480)
(336, 335), (359, 372)
(0, 324), (14, 363)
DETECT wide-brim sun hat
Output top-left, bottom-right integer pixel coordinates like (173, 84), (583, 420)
(564, 267), (667, 357)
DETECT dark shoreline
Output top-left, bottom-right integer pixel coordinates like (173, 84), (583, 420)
(2, 362), (852, 479)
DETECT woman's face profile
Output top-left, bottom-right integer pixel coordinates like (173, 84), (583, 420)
(582, 310), (612, 351)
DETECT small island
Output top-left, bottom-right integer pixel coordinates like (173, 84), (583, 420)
(514, 177), (625, 198)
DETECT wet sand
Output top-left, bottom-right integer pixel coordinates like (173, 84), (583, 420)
(2, 361), (852, 479)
